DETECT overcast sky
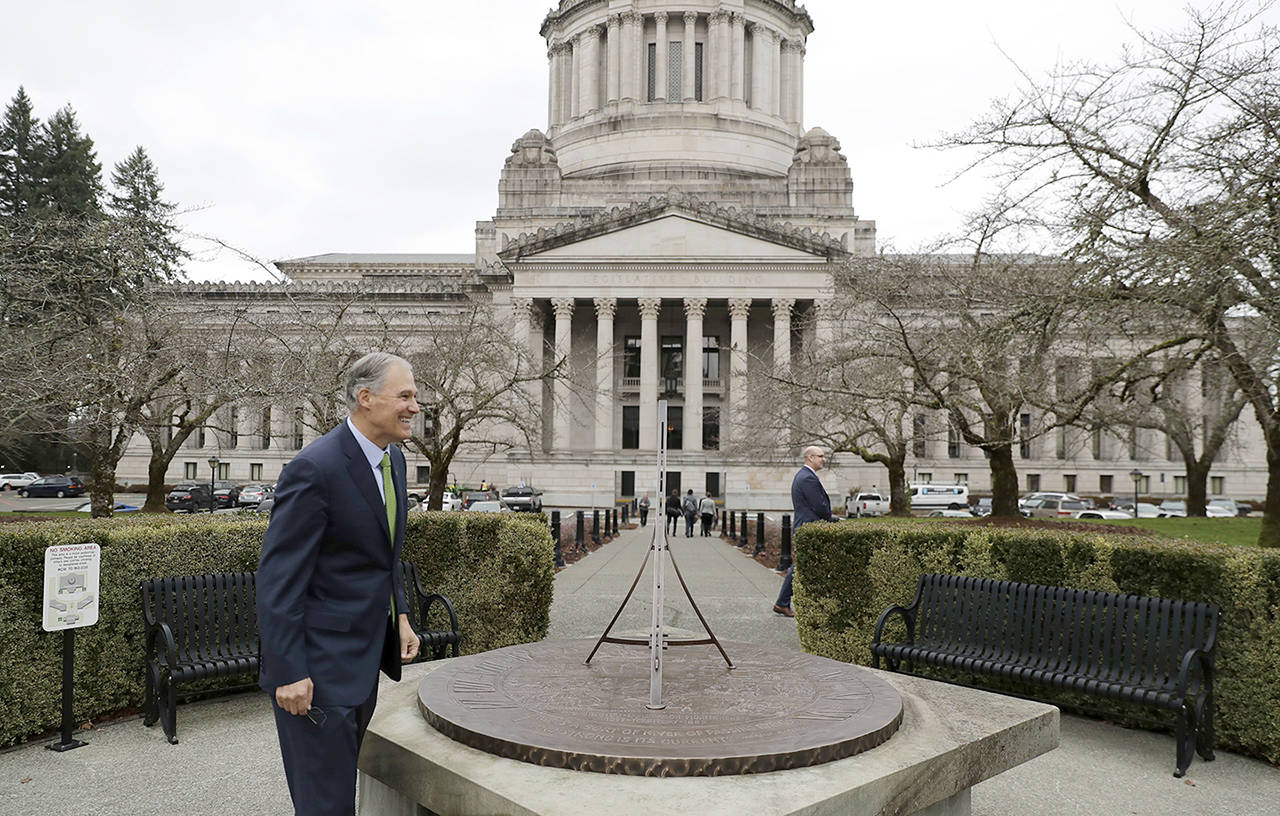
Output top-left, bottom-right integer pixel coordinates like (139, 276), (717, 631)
(7, 1), (1274, 281)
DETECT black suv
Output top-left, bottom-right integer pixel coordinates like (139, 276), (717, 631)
(212, 481), (242, 508)
(500, 485), (543, 512)
(19, 476), (86, 498)
(165, 483), (214, 512)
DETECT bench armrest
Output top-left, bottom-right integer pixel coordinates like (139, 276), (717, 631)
(1175, 647), (1214, 700)
(146, 620), (179, 670)
(415, 592), (461, 658)
(871, 604), (915, 670)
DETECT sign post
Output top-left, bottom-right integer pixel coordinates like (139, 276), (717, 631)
(42, 542), (101, 752)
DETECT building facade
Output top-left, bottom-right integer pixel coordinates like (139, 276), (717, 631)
(118, 0), (1269, 508)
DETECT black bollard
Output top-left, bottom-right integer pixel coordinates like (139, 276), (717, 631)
(778, 514), (792, 572)
(592, 509), (601, 544)
(575, 510), (584, 552)
(622, 504), (629, 524)
(612, 508), (619, 536)
(754, 511), (766, 556)
(728, 509), (736, 539)
(551, 510), (564, 568)
(739, 510), (749, 547)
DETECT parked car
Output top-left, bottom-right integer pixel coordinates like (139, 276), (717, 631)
(1025, 498), (1089, 519)
(254, 497), (275, 515)
(1157, 500), (1186, 518)
(465, 500), (508, 513)
(19, 476), (86, 498)
(1019, 491), (1083, 509)
(0, 472), (40, 491)
(1113, 500), (1161, 518)
(237, 483), (274, 506)
(212, 481), (242, 508)
(1075, 508), (1135, 520)
(927, 509), (973, 518)
(75, 501), (139, 513)
(970, 497), (992, 517)
(165, 483), (214, 512)
(846, 492), (890, 518)
(908, 483), (970, 511)
(1209, 498), (1250, 517)
(462, 489), (499, 508)
(441, 490), (463, 511)
(500, 485), (543, 512)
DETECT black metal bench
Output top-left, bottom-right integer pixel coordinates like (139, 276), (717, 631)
(141, 561), (460, 744)
(871, 573), (1218, 777)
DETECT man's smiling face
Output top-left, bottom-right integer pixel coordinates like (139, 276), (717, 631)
(359, 363), (420, 448)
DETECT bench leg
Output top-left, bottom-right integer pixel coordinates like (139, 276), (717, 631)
(142, 663), (160, 728)
(1174, 705), (1195, 778)
(1195, 691), (1216, 762)
(158, 674), (179, 745)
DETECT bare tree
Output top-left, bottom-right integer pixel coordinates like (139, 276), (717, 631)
(941, 0), (1280, 543)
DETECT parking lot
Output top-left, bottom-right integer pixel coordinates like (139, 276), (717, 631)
(0, 492), (149, 514)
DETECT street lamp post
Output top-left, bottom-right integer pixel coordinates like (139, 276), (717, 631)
(1128, 468), (1143, 519)
(208, 456), (220, 513)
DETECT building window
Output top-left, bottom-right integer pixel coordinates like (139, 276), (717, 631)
(953, 473), (968, 485)
(646, 43), (656, 101)
(260, 406), (272, 449)
(1026, 473), (1041, 492)
(184, 462), (198, 480)
(218, 463), (230, 480)
(666, 406), (683, 450)
(196, 426), (206, 448)
(1129, 426), (1139, 460)
(705, 471), (720, 497)
(694, 42), (704, 101)
(1099, 474), (1114, 494)
(743, 28), (753, 107)
(1174, 475), (1187, 494)
(416, 466), (430, 484)
(916, 472), (932, 484)
(1166, 433), (1176, 461)
(1019, 413), (1032, 459)
(702, 407), (720, 450)
(1056, 427), (1066, 459)
(702, 335), (720, 380)
(229, 407), (238, 449)
(250, 463), (263, 481)
(624, 336), (641, 379)
(1210, 476), (1225, 495)
(947, 421), (961, 458)
(622, 406), (640, 449)
(661, 335), (683, 394)
(912, 415), (927, 458)
(1092, 427), (1103, 460)
(621, 471), (635, 497)
(292, 407), (304, 450)
(1064, 474), (1077, 493)
(668, 40), (682, 101)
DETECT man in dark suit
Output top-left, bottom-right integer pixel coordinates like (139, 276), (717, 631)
(257, 352), (422, 816)
(773, 446), (836, 617)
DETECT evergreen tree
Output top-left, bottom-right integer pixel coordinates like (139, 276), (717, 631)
(109, 146), (184, 279)
(40, 105), (102, 216)
(0, 87), (47, 216)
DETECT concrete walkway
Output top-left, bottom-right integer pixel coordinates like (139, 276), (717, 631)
(3, 523), (1278, 815)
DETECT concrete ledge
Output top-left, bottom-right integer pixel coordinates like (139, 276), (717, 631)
(358, 657), (1058, 816)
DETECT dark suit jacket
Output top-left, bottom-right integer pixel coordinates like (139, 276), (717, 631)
(791, 466), (834, 531)
(257, 422), (410, 706)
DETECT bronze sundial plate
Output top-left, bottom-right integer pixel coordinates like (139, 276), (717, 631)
(417, 639), (902, 777)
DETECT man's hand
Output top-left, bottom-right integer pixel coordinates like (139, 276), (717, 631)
(276, 677), (314, 716)
(399, 613), (420, 663)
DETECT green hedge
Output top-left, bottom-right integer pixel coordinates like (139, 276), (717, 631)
(0, 511), (554, 747)
(792, 520), (1280, 765)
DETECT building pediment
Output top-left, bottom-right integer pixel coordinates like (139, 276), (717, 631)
(497, 193), (850, 264)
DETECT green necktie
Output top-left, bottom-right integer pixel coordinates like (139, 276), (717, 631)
(380, 452), (397, 620)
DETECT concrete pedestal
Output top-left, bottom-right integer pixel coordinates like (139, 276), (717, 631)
(358, 658), (1058, 816)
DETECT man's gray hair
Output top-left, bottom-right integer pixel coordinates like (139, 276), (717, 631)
(802, 445), (825, 460)
(344, 352), (413, 411)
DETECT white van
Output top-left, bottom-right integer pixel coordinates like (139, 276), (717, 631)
(908, 483), (970, 511)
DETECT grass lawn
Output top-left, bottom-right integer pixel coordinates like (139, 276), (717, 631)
(1074, 516), (1262, 547)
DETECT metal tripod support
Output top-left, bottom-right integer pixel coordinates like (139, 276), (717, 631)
(585, 400), (733, 710)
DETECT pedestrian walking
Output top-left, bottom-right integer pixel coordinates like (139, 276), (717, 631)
(665, 488), (681, 536)
(699, 492), (716, 536)
(638, 492), (650, 526)
(773, 446), (836, 618)
(682, 489), (699, 537)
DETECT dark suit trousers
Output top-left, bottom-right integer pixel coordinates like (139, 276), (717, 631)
(776, 564), (794, 608)
(271, 683), (378, 816)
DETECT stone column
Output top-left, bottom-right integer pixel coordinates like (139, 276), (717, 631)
(654, 12), (669, 102)
(581, 26), (601, 114)
(552, 298), (575, 451)
(710, 9), (729, 101)
(623, 11), (642, 101)
(750, 23), (771, 113)
(730, 13), (745, 101)
(796, 40), (805, 127)
(769, 29), (782, 117)
(814, 298), (834, 346)
(547, 45), (557, 127)
(512, 298), (537, 426)
(684, 298), (707, 452)
(638, 298), (661, 450)
(772, 298), (794, 374)
(569, 41), (581, 119)
(606, 16), (621, 104)
(728, 299), (751, 446)
(530, 305), (548, 450)
(682, 11), (697, 101)
(594, 298), (617, 451)
(559, 44), (574, 124)
(780, 39), (801, 125)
